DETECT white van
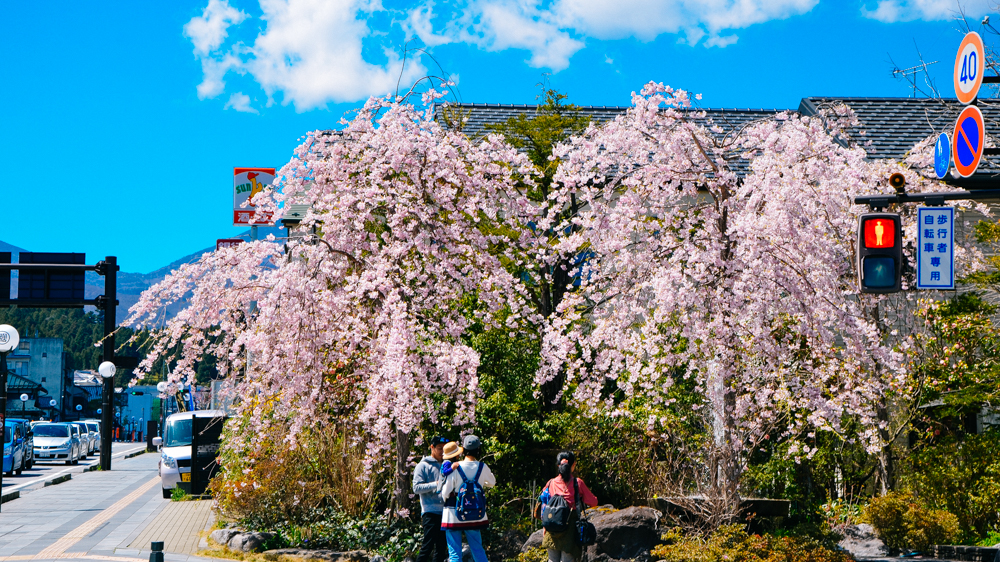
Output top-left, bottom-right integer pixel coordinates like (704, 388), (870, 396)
(152, 410), (226, 499)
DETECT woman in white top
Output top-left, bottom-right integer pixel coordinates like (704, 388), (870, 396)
(440, 435), (496, 562)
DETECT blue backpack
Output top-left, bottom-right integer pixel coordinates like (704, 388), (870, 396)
(455, 463), (487, 521)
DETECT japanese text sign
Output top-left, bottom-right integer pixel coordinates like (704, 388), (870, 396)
(916, 207), (955, 290)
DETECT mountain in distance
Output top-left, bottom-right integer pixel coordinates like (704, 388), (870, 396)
(1, 224), (286, 324)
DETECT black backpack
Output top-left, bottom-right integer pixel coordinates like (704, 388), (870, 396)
(541, 488), (573, 532)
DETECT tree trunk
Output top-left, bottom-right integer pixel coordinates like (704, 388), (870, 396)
(394, 428), (414, 516)
(875, 401), (894, 495)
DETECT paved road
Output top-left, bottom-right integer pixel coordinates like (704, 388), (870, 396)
(0, 451), (225, 562)
(2, 443), (148, 496)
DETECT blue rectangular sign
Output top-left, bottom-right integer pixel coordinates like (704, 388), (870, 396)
(916, 207), (955, 290)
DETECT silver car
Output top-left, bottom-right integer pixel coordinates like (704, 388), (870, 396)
(83, 421), (101, 453)
(71, 422), (94, 457)
(32, 423), (81, 465)
(67, 424), (84, 462)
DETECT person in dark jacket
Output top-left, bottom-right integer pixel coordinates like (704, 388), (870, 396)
(412, 436), (450, 562)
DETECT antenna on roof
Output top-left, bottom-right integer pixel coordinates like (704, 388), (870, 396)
(892, 61), (939, 97)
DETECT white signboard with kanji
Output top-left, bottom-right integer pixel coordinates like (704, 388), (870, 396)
(233, 167), (275, 226)
(916, 207), (955, 290)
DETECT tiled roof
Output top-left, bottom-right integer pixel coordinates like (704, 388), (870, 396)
(434, 102), (783, 141)
(434, 103), (783, 176)
(435, 99), (1000, 186)
(800, 97), (1000, 185)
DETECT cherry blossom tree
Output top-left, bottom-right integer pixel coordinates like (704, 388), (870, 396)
(528, 84), (982, 500)
(126, 91), (536, 511)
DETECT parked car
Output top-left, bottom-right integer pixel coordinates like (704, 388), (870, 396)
(7, 418), (34, 470)
(83, 420), (101, 453)
(153, 410), (226, 499)
(70, 422), (92, 458)
(67, 423), (83, 464)
(32, 423), (81, 464)
(3, 421), (25, 476)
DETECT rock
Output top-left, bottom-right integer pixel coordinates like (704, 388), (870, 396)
(210, 529), (239, 546)
(836, 524), (887, 559)
(261, 549), (368, 562)
(228, 532), (274, 553)
(521, 529), (543, 552)
(584, 506), (661, 560)
(489, 529), (528, 561)
(369, 556), (387, 562)
(461, 544), (472, 562)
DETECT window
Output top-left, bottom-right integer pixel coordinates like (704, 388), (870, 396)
(33, 424), (69, 438)
(41, 377), (46, 382)
(18, 341), (29, 352)
(164, 418), (193, 447)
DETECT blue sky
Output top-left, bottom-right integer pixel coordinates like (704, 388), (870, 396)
(0, 0), (994, 272)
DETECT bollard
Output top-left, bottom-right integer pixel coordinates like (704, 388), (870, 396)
(150, 541), (164, 562)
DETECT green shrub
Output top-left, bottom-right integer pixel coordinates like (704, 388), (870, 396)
(516, 547), (548, 562)
(902, 432), (1000, 541)
(863, 491), (960, 552)
(650, 524), (852, 562)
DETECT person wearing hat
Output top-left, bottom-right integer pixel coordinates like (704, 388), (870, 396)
(440, 435), (495, 562)
(413, 436), (451, 562)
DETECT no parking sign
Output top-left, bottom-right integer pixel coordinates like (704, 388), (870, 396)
(952, 105), (985, 177)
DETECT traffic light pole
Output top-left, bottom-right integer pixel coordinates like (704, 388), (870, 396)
(856, 188), (1000, 210)
(99, 257), (117, 472)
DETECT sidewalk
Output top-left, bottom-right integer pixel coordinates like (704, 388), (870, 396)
(0, 452), (227, 562)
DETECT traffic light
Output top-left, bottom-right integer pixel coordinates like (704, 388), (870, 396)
(130, 391), (144, 396)
(857, 213), (902, 293)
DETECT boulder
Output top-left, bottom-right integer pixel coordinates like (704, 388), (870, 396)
(228, 532), (274, 552)
(836, 524), (887, 559)
(489, 529), (528, 561)
(261, 549), (368, 562)
(209, 529), (240, 546)
(521, 529), (543, 552)
(584, 506), (661, 560)
(369, 556), (387, 562)
(461, 544), (472, 562)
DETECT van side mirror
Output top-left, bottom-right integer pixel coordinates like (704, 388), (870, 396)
(152, 437), (162, 447)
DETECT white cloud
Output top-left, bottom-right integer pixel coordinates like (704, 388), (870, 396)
(248, 0), (425, 110)
(186, 0), (822, 108)
(184, 0), (247, 56)
(861, 0), (992, 22)
(225, 92), (259, 113)
(406, 0), (817, 70)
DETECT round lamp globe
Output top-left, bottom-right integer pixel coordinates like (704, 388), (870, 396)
(19, 393), (28, 402)
(0, 324), (19, 353)
(156, 381), (168, 393)
(98, 361), (117, 379)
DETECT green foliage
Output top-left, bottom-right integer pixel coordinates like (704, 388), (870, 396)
(516, 547), (548, 562)
(484, 88), (590, 201)
(243, 507), (422, 561)
(650, 525), (853, 562)
(913, 294), (1000, 423)
(171, 487), (188, 501)
(902, 431), (1000, 541)
(862, 491), (960, 551)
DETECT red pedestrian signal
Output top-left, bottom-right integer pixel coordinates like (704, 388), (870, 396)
(863, 218), (895, 248)
(857, 213), (903, 294)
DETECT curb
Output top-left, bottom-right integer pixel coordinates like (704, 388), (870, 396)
(1, 490), (20, 504)
(124, 450), (146, 460)
(44, 474), (72, 486)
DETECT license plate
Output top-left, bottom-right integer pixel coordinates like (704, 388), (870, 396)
(180, 472), (191, 482)
(38, 454), (50, 458)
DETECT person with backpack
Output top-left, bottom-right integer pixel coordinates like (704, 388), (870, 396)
(535, 451), (598, 562)
(440, 435), (495, 562)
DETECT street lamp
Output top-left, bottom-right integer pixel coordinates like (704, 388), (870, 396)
(156, 381), (168, 439)
(0, 324), (20, 513)
(19, 393), (27, 415)
(98, 360), (116, 470)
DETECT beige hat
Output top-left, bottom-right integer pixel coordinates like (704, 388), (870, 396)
(442, 441), (464, 460)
